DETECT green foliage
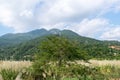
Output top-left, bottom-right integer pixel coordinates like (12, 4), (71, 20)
(60, 63), (107, 80)
(0, 69), (19, 80)
(99, 65), (120, 79)
(37, 35), (89, 61)
(27, 62), (110, 80)
(32, 35), (89, 80)
(0, 29), (120, 60)
(20, 67), (34, 80)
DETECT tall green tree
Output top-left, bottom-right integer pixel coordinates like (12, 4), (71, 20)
(32, 35), (89, 80)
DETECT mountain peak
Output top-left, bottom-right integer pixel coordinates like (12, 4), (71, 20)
(49, 29), (61, 34)
(28, 28), (47, 34)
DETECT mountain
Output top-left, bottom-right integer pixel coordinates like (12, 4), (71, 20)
(0, 28), (100, 47)
(0, 29), (49, 47)
(0, 28), (120, 60)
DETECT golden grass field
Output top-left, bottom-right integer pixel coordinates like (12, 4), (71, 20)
(89, 60), (120, 66)
(0, 61), (31, 71)
(76, 60), (120, 67)
(0, 60), (120, 80)
(0, 60), (120, 70)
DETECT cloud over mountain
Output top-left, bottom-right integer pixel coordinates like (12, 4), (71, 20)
(0, 0), (120, 40)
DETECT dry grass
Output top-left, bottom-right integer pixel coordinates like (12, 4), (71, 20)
(89, 60), (120, 66)
(0, 60), (120, 80)
(76, 60), (120, 67)
(0, 60), (120, 70)
(0, 61), (31, 80)
(0, 61), (31, 71)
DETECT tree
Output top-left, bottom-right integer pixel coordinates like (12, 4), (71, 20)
(32, 35), (89, 80)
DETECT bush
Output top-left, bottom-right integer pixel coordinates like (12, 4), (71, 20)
(0, 69), (19, 80)
(32, 35), (89, 80)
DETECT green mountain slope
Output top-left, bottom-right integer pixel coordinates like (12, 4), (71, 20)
(0, 29), (48, 47)
(0, 29), (120, 60)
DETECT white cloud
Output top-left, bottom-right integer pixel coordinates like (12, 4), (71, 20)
(68, 18), (109, 37)
(0, 0), (120, 40)
(0, 0), (40, 32)
(100, 27), (120, 41)
(41, 18), (111, 39)
(20, 10), (33, 18)
(0, 3), (13, 25)
(38, 0), (119, 24)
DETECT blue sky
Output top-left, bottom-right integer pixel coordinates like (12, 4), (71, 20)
(0, 0), (120, 41)
(0, 23), (14, 35)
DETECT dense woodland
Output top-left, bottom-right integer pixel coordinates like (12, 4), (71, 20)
(0, 29), (120, 60)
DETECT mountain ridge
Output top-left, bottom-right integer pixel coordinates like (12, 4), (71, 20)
(0, 28), (101, 46)
(0, 28), (120, 60)
(0, 28), (120, 47)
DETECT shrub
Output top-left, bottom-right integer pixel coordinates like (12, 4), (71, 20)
(0, 69), (19, 80)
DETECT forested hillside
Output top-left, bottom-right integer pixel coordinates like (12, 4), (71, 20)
(0, 29), (120, 60)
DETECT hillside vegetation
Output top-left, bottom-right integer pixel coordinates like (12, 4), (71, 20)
(0, 35), (120, 80)
(0, 29), (120, 60)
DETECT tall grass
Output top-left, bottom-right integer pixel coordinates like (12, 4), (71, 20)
(89, 60), (120, 66)
(0, 60), (120, 80)
(99, 65), (120, 79)
(0, 69), (19, 80)
(0, 61), (31, 71)
(0, 61), (31, 80)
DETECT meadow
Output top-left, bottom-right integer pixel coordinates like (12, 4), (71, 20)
(0, 60), (120, 80)
(0, 61), (31, 71)
(0, 61), (31, 80)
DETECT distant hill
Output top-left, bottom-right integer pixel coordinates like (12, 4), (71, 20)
(0, 28), (101, 47)
(0, 29), (49, 47)
(0, 28), (120, 60)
